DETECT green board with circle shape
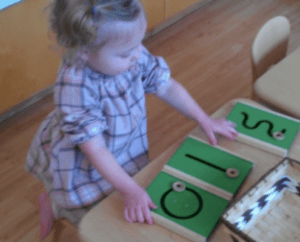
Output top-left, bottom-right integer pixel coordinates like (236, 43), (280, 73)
(147, 171), (229, 238)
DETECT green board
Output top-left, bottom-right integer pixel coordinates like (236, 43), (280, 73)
(227, 102), (300, 150)
(146, 136), (253, 240)
(147, 172), (229, 238)
(165, 137), (253, 194)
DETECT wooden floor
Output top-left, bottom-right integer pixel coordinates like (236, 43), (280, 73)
(1, 0), (300, 241)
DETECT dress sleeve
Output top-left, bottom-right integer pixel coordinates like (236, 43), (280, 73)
(54, 65), (108, 145)
(139, 46), (171, 94)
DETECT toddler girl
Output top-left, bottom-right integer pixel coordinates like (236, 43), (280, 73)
(25, 0), (238, 239)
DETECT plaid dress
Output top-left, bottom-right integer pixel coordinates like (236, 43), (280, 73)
(25, 46), (170, 212)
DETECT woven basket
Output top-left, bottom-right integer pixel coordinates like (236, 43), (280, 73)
(221, 158), (300, 242)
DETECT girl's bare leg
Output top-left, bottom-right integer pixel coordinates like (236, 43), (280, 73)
(38, 192), (54, 240)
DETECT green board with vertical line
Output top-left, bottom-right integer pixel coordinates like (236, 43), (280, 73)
(227, 102), (300, 157)
(146, 137), (253, 242)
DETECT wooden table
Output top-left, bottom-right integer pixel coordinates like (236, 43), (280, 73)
(254, 46), (300, 118)
(79, 98), (300, 242)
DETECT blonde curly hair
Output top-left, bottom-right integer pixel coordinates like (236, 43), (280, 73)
(49, 0), (142, 48)
(48, 0), (143, 64)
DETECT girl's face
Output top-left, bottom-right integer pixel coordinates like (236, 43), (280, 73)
(86, 14), (147, 76)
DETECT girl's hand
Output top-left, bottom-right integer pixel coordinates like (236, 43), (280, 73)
(122, 185), (157, 225)
(200, 118), (238, 146)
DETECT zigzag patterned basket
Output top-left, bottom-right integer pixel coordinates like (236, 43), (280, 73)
(221, 158), (300, 242)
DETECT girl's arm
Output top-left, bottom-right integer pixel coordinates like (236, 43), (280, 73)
(79, 136), (157, 224)
(156, 78), (238, 145)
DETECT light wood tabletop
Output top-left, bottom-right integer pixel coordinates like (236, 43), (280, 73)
(79, 98), (300, 242)
(254, 46), (300, 119)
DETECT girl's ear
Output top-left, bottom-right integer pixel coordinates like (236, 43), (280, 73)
(80, 46), (90, 62)
(75, 46), (91, 69)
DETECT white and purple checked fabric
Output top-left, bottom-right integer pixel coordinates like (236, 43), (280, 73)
(234, 175), (300, 230)
(25, 46), (170, 210)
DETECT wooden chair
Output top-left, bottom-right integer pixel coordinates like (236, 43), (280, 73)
(251, 16), (290, 99)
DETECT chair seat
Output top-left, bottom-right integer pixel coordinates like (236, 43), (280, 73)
(254, 47), (300, 118)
